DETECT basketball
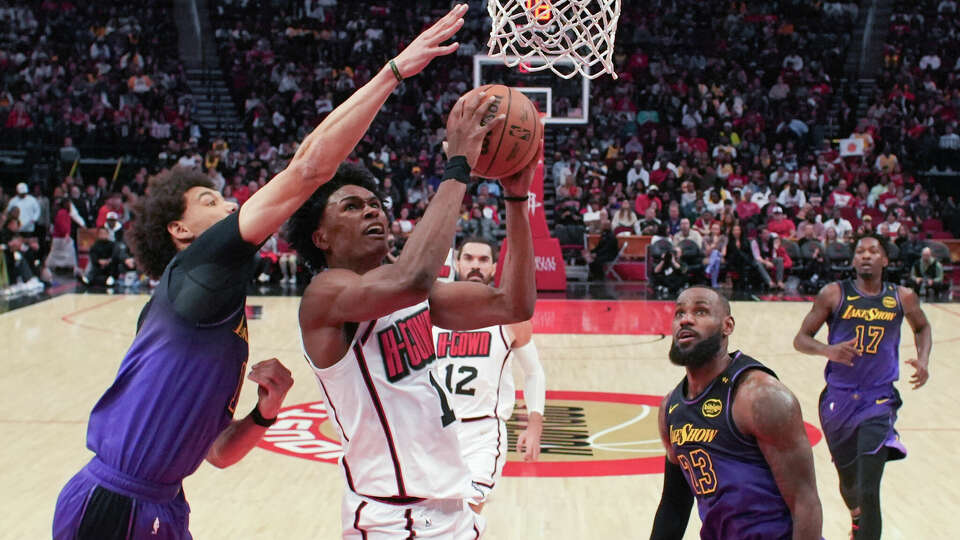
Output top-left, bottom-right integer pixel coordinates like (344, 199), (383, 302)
(464, 84), (543, 179)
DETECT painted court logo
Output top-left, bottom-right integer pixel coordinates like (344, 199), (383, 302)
(257, 391), (822, 477)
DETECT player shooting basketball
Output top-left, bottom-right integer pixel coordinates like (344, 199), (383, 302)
(53, 5), (475, 538)
(286, 89), (540, 537)
(433, 236), (546, 514)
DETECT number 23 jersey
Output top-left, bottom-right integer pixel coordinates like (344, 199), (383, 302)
(305, 301), (471, 500)
(664, 352), (793, 540)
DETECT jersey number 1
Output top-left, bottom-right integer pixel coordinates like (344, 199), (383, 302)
(428, 372), (456, 427)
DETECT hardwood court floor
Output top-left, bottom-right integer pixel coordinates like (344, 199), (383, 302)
(2, 293), (958, 539)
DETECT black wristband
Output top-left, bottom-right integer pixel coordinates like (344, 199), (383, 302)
(443, 155), (471, 185)
(389, 59), (403, 82)
(502, 194), (529, 202)
(250, 404), (277, 427)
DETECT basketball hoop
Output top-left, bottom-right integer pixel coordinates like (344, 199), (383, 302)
(486, 0), (621, 80)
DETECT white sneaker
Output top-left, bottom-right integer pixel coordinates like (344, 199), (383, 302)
(289, 275), (297, 285)
(106, 276), (115, 286)
(258, 273), (271, 283)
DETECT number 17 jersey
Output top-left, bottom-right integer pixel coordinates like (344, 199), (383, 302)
(664, 352), (792, 540)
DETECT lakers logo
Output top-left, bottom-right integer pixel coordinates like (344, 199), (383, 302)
(882, 296), (897, 309)
(701, 399), (722, 418)
(234, 315), (249, 343)
(670, 423), (719, 446)
(840, 305), (896, 322)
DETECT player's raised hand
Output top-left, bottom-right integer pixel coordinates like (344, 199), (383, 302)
(445, 91), (506, 169)
(906, 358), (929, 389)
(391, 4), (468, 79)
(517, 413), (543, 462)
(248, 358), (294, 419)
(827, 337), (859, 366)
(501, 145), (543, 199)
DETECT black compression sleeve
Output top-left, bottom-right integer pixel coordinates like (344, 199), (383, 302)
(167, 212), (260, 324)
(650, 458), (694, 540)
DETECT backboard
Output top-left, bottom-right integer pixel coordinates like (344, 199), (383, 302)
(473, 54), (589, 125)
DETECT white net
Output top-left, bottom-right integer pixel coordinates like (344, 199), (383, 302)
(486, 0), (620, 80)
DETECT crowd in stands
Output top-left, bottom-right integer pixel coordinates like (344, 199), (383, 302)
(1, 0), (958, 298)
(879, 0), (960, 171)
(0, 0), (196, 154)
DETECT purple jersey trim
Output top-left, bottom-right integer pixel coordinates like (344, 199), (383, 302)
(353, 342), (408, 497)
(724, 365), (766, 448)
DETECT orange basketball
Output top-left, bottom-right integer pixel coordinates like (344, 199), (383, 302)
(465, 84), (543, 179)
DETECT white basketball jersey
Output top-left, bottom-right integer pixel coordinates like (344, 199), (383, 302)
(306, 301), (472, 500)
(432, 324), (516, 421)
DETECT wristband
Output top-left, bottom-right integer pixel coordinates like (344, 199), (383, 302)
(502, 194), (529, 202)
(443, 155), (471, 185)
(250, 404), (277, 427)
(389, 59), (403, 83)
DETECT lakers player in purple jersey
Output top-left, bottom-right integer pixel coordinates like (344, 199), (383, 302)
(287, 90), (538, 537)
(52, 7), (472, 538)
(794, 234), (931, 540)
(651, 286), (822, 540)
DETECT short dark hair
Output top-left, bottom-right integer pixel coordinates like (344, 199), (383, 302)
(128, 167), (214, 279)
(285, 162), (383, 273)
(680, 285), (731, 316)
(458, 237), (499, 263)
(854, 232), (889, 257)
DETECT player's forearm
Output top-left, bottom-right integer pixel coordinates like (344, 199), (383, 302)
(499, 199), (536, 321)
(289, 66), (399, 182)
(915, 322), (932, 364)
(393, 180), (467, 292)
(790, 491), (824, 540)
(650, 459), (693, 540)
(206, 415), (269, 469)
(793, 332), (830, 357)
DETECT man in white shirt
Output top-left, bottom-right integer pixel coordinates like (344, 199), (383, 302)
(627, 159), (650, 188)
(822, 208), (853, 241)
(6, 182), (40, 233)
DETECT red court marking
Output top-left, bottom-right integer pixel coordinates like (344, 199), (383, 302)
(532, 300), (673, 335)
(60, 296), (129, 336)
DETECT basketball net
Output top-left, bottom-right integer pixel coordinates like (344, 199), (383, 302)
(486, 0), (620, 80)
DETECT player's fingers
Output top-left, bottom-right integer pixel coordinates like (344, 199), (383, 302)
(466, 91), (490, 119)
(431, 42), (460, 57)
(432, 16), (465, 43)
(480, 113), (507, 137)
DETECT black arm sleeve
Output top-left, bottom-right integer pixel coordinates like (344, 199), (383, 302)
(166, 212), (260, 325)
(650, 458), (694, 540)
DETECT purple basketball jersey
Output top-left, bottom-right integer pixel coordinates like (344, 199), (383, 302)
(825, 280), (903, 389)
(85, 266), (249, 485)
(665, 352), (793, 540)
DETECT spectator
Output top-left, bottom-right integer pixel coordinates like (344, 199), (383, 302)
(627, 160), (649, 188)
(6, 183), (40, 234)
(585, 216), (619, 280)
(823, 208), (854, 241)
(876, 209), (902, 239)
(612, 199), (641, 235)
(673, 218), (703, 250)
(650, 246), (687, 297)
(767, 206), (797, 238)
(45, 198), (78, 274)
(726, 223), (774, 290)
(702, 222), (727, 288)
(909, 247), (947, 297)
(83, 227), (120, 287)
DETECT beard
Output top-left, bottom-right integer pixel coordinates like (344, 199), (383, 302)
(669, 329), (724, 368)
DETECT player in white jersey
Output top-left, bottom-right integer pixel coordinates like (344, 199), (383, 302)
(433, 237), (546, 513)
(287, 67), (540, 537)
